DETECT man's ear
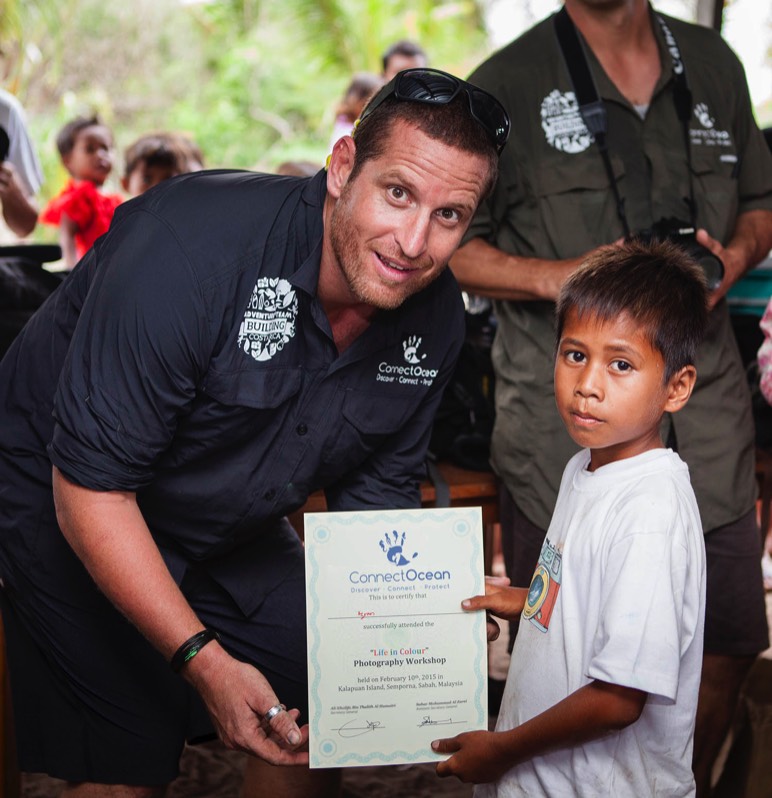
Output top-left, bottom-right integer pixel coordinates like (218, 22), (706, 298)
(664, 365), (697, 414)
(326, 136), (356, 200)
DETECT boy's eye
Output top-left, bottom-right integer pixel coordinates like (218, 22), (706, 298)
(565, 350), (584, 364)
(611, 360), (632, 372)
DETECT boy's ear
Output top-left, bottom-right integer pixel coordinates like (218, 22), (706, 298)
(664, 365), (697, 414)
(326, 136), (356, 200)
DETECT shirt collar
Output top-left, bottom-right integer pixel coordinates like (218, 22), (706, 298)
(290, 169), (328, 296)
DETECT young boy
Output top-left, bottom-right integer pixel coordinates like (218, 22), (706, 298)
(121, 131), (204, 197)
(433, 240), (709, 797)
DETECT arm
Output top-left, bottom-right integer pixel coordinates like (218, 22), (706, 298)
(0, 161), (38, 237)
(59, 212), (80, 268)
(697, 208), (772, 310)
(52, 467), (308, 764)
(450, 237), (608, 303)
(433, 679), (646, 783)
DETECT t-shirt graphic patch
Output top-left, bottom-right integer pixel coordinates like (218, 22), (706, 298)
(541, 89), (592, 154)
(238, 277), (298, 362)
(522, 537), (562, 632)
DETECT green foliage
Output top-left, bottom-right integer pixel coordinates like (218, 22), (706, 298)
(6, 0), (492, 209)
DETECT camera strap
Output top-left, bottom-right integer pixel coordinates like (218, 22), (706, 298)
(553, 7), (697, 234)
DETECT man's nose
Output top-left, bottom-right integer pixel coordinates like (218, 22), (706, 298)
(395, 212), (430, 260)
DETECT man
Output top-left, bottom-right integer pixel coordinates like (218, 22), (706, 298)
(0, 87), (41, 238)
(0, 70), (508, 796)
(452, 2), (772, 794)
(381, 39), (428, 81)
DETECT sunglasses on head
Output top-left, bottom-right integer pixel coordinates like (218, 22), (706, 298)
(357, 68), (510, 155)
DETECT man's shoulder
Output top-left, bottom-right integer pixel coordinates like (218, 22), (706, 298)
(123, 168), (324, 226)
(469, 14), (557, 87)
(660, 12), (740, 69)
(109, 169), (325, 277)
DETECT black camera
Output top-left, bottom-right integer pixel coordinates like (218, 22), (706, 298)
(631, 217), (724, 291)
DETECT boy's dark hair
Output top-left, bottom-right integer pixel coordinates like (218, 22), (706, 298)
(381, 39), (427, 73)
(56, 115), (103, 158)
(123, 132), (203, 180)
(556, 239), (709, 380)
(350, 94), (499, 198)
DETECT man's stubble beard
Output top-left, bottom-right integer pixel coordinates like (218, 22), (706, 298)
(329, 186), (443, 312)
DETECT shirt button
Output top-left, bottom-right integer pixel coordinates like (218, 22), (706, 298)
(296, 423), (308, 436)
(264, 488), (276, 501)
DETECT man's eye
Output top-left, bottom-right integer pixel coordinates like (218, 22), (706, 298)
(388, 186), (406, 200)
(438, 208), (459, 222)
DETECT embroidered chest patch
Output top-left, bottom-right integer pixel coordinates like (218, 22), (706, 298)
(238, 277), (298, 362)
(541, 89), (592, 154)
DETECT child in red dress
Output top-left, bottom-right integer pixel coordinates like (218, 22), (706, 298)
(40, 115), (123, 268)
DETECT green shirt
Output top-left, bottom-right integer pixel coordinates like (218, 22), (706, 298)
(467, 9), (772, 532)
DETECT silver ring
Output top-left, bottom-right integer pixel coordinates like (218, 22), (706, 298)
(264, 703), (285, 722)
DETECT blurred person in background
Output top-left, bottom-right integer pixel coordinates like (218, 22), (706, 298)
(0, 87), (42, 239)
(40, 115), (123, 268)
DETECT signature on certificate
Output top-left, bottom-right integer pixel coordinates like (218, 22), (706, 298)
(418, 716), (466, 728)
(334, 718), (384, 738)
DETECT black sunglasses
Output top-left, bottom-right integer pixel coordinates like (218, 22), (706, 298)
(357, 68), (510, 155)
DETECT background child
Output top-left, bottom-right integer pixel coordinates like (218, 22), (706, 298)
(122, 131), (204, 197)
(328, 72), (384, 151)
(40, 115), (123, 268)
(433, 240), (709, 797)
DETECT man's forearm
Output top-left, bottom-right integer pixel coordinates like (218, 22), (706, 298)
(450, 238), (588, 303)
(52, 466), (206, 661)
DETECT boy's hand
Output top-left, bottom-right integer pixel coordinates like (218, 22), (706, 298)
(433, 730), (510, 783)
(461, 577), (528, 623)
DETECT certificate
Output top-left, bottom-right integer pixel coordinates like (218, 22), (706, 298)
(305, 507), (487, 768)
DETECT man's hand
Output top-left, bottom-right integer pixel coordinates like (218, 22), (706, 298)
(186, 641), (309, 765)
(433, 730), (511, 783)
(696, 211), (772, 311)
(695, 228), (745, 310)
(52, 469), (309, 767)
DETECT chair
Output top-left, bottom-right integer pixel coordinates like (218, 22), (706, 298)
(0, 243), (65, 359)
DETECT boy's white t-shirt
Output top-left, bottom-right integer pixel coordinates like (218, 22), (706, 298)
(477, 448), (705, 798)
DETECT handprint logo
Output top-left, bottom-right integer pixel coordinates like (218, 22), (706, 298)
(694, 102), (714, 129)
(379, 530), (418, 566)
(403, 335), (426, 365)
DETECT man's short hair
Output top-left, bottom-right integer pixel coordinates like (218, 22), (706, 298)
(350, 93), (499, 198)
(381, 40), (427, 74)
(555, 239), (709, 380)
(56, 115), (103, 157)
